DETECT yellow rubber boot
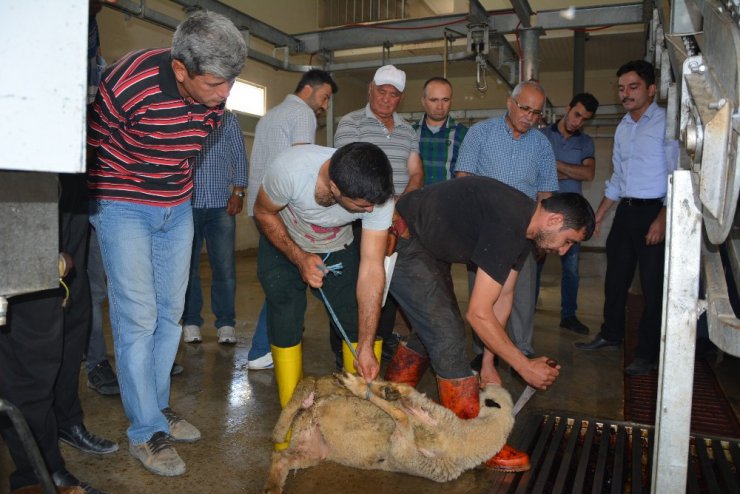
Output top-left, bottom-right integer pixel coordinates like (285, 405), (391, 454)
(341, 338), (382, 374)
(272, 343), (303, 450)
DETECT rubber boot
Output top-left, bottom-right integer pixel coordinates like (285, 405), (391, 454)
(383, 343), (430, 387)
(436, 375), (480, 419)
(271, 343), (303, 451)
(342, 338), (383, 374)
(437, 375), (530, 472)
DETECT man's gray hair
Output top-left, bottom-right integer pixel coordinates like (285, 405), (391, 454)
(511, 80), (546, 99)
(172, 11), (248, 80)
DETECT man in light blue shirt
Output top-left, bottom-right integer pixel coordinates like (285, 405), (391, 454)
(576, 60), (679, 376)
(456, 80), (558, 364)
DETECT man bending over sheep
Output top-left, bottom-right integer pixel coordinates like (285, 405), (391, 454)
(384, 176), (595, 471)
(253, 142), (394, 419)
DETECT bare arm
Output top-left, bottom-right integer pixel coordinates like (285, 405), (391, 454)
(469, 268), (559, 390)
(401, 152), (424, 195)
(594, 196), (617, 238)
(556, 157), (595, 182)
(354, 228), (388, 382)
(454, 171), (472, 178)
(253, 186), (325, 287)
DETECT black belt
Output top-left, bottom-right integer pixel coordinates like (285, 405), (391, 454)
(621, 197), (663, 206)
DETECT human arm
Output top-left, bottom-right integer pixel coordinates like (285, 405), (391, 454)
(645, 206), (667, 245)
(401, 152), (424, 195)
(252, 187), (325, 287)
(469, 268), (559, 389)
(354, 228), (388, 382)
(594, 196), (617, 238)
(227, 114), (248, 216)
(556, 157), (595, 182)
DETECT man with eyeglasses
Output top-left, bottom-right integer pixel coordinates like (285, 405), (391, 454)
(455, 79), (558, 374)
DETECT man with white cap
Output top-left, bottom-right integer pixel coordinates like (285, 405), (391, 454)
(334, 64), (423, 362)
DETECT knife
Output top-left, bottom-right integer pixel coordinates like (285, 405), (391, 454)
(512, 359), (558, 415)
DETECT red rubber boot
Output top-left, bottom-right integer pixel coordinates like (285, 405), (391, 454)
(383, 343), (430, 387)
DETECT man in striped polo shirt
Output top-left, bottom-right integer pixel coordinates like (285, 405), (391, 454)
(412, 77), (468, 185)
(334, 65), (424, 362)
(87, 11), (247, 477)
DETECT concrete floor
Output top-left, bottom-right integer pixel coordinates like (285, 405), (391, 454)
(1, 250), (738, 493)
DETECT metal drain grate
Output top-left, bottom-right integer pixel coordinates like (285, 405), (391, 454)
(487, 412), (740, 493)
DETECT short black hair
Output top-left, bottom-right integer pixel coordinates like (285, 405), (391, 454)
(422, 77), (452, 92)
(541, 193), (596, 240)
(616, 60), (656, 86)
(329, 142), (393, 204)
(294, 69), (338, 95)
(569, 92), (599, 114)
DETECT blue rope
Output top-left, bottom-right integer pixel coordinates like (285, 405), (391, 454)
(317, 254), (358, 361)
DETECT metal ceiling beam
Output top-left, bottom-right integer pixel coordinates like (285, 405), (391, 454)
(168, 0), (302, 52)
(295, 3), (646, 53)
(509, 0), (534, 28)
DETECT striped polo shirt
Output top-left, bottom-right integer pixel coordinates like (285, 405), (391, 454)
(88, 48), (224, 206)
(334, 104), (419, 194)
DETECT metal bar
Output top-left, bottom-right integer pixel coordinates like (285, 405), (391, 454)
(652, 170), (702, 493)
(696, 439), (721, 494)
(631, 428), (643, 494)
(168, 0), (301, 52)
(714, 439), (740, 492)
(509, 0), (533, 27)
(730, 441), (740, 487)
(686, 453), (700, 494)
(0, 399), (56, 494)
(514, 414), (554, 494)
(551, 417), (583, 493)
(519, 28), (542, 82)
(532, 416), (567, 492)
(591, 424), (611, 492)
(572, 421), (596, 492)
(610, 425), (626, 494)
(573, 31), (586, 95)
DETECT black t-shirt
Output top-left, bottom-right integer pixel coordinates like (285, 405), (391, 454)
(396, 176), (536, 285)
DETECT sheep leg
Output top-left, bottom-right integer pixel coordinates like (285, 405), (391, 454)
(263, 449), (323, 494)
(271, 382), (316, 443)
(337, 372), (411, 426)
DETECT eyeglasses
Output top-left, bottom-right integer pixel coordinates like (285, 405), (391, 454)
(511, 97), (543, 117)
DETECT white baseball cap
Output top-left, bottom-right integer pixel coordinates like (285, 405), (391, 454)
(373, 65), (406, 92)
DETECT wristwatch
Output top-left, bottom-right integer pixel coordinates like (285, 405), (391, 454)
(233, 190), (245, 198)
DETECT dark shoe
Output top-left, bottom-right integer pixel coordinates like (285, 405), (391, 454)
(575, 334), (621, 350)
(625, 358), (657, 376)
(51, 468), (108, 494)
(59, 424), (118, 455)
(171, 362), (184, 376)
(560, 316), (590, 335)
(86, 360), (120, 395)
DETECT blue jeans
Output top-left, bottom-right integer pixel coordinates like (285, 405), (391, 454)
(535, 244), (580, 319)
(90, 199), (193, 444)
(182, 207), (236, 329)
(247, 302), (270, 360)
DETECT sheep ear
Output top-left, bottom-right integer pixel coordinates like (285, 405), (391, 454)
(484, 398), (501, 408)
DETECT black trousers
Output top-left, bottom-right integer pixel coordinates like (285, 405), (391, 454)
(601, 201), (665, 361)
(0, 290), (67, 490)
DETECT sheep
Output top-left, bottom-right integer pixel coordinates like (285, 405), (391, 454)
(263, 372), (514, 494)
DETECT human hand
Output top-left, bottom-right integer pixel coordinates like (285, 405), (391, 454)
(226, 195), (243, 216)
(355, 344), (380, 383)
(519, 357), (560, 390)
(297, 253), (327, 288)
(645, 209), (666, 245)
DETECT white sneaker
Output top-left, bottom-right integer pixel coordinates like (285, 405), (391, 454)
(217, 326), (236, 345)
(248, 352), (274, 370)
(182, 325), (201, 343)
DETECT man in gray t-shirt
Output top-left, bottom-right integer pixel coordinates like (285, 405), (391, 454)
(253, 142), (393, 417)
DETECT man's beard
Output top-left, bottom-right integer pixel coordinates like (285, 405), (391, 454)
(315, 188), (336, 207)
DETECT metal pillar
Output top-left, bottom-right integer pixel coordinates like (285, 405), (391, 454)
(573, 31), (586, 95)
(651, 169), (702, 493)
(519, 27), (543, 82)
